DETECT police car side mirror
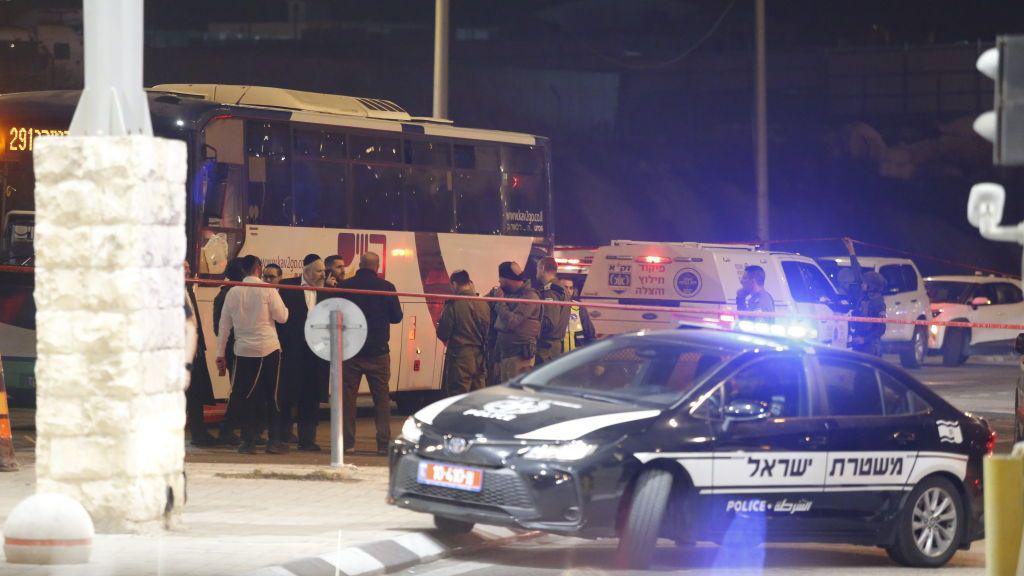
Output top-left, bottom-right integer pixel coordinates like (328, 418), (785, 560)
(970, 296), (992, 309)
(721, 400), (769, 432)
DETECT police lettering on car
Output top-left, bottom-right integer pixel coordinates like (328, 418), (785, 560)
(389, 328), (993, 569)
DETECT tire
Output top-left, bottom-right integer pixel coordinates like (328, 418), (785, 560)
(889, 476), (964, 568)
(616, 468), (673, 569)
(942, 328), (969, 367)
(900, 326), (927, 369)
(433, 515), (475, 535)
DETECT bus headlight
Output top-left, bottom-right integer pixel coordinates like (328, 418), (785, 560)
(521, 441), (597, 462)
(400, 417), (423, 444)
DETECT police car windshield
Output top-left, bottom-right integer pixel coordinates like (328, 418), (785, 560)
(519, 338), (738, 407)
(926, 281), (974, 304)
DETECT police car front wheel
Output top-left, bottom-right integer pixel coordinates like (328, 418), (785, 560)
(888, 476), (963, 567)
(616, 468), (674, 569)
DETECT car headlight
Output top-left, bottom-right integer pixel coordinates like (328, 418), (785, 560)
(400, 417), (423, 444)
(521, 441), (596, 461)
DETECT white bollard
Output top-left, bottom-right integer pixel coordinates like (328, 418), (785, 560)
(3, 493), (94, 564)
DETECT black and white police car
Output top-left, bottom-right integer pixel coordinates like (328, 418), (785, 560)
(389, 329), (993, 568)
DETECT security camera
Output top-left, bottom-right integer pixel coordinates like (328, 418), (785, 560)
(967, 182), (1023, 244)
(967, 182), (1005, 229)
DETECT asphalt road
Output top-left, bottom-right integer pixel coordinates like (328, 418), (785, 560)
(392, 534), (985, 576)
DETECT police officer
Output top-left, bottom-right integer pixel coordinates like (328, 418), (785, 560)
(534, 257), (571, 366)
(487, 261), (541, 382)
(437, 270), (491, 396)
(736, 265), (775, 320)
(850, 271), (887, 356)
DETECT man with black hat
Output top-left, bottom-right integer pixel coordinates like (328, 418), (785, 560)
(488, 261), (541, 383)
(437, 270), (491, 396)
(277, 254), (327, 451)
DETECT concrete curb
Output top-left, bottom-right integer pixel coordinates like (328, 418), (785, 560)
(967, 354), (1018, 365)
(242, 525), (541, 576)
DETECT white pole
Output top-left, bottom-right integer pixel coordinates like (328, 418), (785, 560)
(754, 0), (769, 242)
(432, 0), (450, 119)
(69, 0), (152, 136)
(329, 310), (345, 468)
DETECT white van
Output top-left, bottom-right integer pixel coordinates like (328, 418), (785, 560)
(579, 241), (849, 348)
(818, 256), (931, 368)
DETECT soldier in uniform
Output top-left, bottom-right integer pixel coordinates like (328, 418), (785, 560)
(487, 261), (541, 382)
(850, 271), (887, 356)
(534, 257), (571, 366)
(437, 270), (491, 396)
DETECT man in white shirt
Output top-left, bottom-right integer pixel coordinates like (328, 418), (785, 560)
(278, 254), (328, 451)
(216, 255), (289, 454)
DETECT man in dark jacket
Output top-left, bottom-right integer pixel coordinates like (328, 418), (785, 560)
(437, 270), (491, 396)
(338, 252), (403, 455)
(488, 261), (541, 382)
(534, 257), (571, 366)
(850, 271), (887, 356)
(277, 254), (327, 452)
(184, 261), (218, 446)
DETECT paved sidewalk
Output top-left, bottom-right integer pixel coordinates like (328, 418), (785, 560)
(0, 461), (433, 576)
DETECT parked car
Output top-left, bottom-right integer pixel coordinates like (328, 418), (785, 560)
(925, 276), (1024, 366)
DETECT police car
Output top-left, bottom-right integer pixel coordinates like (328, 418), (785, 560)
(388, 329), (992, 568)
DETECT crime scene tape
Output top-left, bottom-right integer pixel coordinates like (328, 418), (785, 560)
(3, 264), (1023, 332)
(182, 277), (1024, 333)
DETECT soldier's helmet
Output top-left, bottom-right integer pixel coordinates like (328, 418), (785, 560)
(863, 271), (887, 293)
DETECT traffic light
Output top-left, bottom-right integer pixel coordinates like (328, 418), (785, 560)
(974, 35), (1024, 166)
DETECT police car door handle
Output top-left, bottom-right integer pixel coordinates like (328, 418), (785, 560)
(800, 434), (828, 448)
(893, 431), (916, 445)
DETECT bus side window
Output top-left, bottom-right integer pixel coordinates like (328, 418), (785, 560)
(246, 121), (292, 226)
(454, 144), (500, 234)
(501, 145), (547, 236)
(352, 164), (404, 231)
(293, 129), (347, 227)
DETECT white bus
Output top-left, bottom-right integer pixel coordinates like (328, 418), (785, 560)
(0, 84), (553, 411)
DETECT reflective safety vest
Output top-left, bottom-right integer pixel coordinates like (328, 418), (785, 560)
(563, 304), (584, 352)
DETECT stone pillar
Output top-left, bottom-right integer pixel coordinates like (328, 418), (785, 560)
(32, 135), (187, 533)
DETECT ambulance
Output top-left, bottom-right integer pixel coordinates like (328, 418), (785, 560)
(579, 241), (850, 348)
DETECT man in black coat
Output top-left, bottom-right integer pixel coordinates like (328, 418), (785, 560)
(337, 252), (403, 455)
(277, 254), (328, 451)
(184, 261), (217, 446)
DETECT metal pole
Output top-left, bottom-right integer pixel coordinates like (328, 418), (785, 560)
(432, 0), (450, 119)
(69, 0), (152, 137)
(754, 0), (769, 242)
(329, 310), (344, 468)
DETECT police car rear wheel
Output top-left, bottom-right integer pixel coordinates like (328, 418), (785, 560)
(890, 477), (963, 567)
(616, 468), (673, 569)
(433, 515), (475, 535)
